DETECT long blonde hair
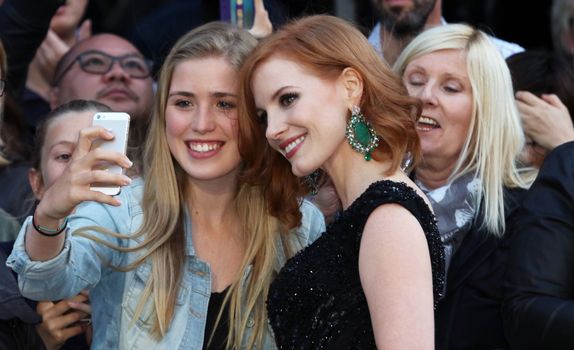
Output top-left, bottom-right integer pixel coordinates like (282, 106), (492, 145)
(84, 22), (288, 348)
(394, 24), (536, 235)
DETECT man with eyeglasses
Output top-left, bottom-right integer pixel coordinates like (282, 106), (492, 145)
(49, 33), (154, 123)
(47, 33), (154, 175)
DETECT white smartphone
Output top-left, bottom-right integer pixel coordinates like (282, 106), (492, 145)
(90, 112), (130, 196)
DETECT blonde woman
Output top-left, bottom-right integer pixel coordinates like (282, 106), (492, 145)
(8, 22), (324, 349)
(393, 23), (536, 349)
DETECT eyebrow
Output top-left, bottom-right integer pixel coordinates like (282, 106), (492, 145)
(167, 91), (238, 98)
(47, 140), (75, 152)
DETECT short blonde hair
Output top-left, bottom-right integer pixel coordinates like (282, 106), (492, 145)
(394, 24), (535, 235)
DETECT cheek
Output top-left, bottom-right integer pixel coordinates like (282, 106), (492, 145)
(43, 161), (67, 188)
(165, 110), (189, 137)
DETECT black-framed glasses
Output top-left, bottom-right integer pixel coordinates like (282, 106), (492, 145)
(52, 50), (152, 86)
(0, 79), (5, 97)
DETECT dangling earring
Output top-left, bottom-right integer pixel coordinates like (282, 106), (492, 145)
(345, 105), (380, 161)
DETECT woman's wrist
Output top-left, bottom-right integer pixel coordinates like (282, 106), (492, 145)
(32, 206), (67, 237)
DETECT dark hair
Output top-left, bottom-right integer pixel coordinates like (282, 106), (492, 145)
(507, 50), (574, 117)
(31, 99), (112, 170)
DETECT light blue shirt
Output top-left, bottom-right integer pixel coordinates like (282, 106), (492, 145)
(368, 19), (524, 59)
(7, 178), (326, 349)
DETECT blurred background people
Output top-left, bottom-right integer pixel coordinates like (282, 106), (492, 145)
(22, 0), (91, 139)
(503, 140), (574, 350)
(551, 0), (574, 57)
(367, 0), (523, 65)
(506, 50), (574, 168)
(394, 23), (536, 349)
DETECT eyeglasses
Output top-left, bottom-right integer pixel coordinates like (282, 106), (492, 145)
(52, 50), (152, 86)
(0, 79), (5, 97)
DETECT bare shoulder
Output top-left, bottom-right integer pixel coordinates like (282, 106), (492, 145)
(386, 172), (434, 215)
(363, 203), (425, 243)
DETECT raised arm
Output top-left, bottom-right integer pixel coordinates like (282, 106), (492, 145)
(26, 126), (132, 261)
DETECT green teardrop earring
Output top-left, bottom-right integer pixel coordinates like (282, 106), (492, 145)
(345, 105), (380, 161)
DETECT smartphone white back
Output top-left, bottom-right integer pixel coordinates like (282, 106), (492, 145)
(90, 112), (130, 196)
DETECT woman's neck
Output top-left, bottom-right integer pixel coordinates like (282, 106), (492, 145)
(415, 157), (459, 190)
(323, 146), (400, 209)
(186, 175), (239, 228)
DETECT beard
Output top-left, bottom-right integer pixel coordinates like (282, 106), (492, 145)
(373, 0), (437, 39)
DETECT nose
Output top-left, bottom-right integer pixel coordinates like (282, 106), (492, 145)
(191, 105), (216, 134)
(265, 111), (288, 142)
(417, 82), (438, 106)
(103, 60), (131, 82)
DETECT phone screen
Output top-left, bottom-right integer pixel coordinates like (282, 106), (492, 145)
(90, 112), (130, 195)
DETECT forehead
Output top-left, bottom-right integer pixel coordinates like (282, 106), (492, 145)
(170, 57), (237, 90)
(43, 111), (93, 151)
(253, 56), (309, 82)
(73, 34), (142, 58)
(407, 49), (468, 76)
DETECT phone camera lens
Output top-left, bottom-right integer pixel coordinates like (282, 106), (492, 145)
(97, 115), (101, 119)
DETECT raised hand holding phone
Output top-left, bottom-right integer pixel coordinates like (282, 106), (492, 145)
(26, 116), (133, 261)
(90, 112), (131, 196)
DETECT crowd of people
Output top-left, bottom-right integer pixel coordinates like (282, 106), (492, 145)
(1, 0), (573, 349)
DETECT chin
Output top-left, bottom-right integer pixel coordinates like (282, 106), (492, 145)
(291, 163), (318, 178)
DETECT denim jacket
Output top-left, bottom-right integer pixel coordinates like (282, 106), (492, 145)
(7, 178), (326, 349)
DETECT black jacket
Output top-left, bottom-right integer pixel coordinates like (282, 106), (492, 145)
(503, 141), (574, 349)
(0, 0), (60, 97)
(435, 186), (525, 350)
(0, 242), (45, 350)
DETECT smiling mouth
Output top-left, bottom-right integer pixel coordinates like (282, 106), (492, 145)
(187, 142), (223, 153)
(283, 135), (305, 154)
(416, 116), (440, 130)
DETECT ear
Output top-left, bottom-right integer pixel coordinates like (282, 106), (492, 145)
(339, 67), (364, 107)
(48, 87), (59, 110)
(28, 168), (45, 201)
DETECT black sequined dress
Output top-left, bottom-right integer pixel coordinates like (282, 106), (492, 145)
(267, 180), (445, 349)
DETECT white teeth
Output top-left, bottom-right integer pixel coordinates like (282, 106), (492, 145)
(418, 116), (439, 126)
(284, 136), (305, 154)
(189, 143), (220, 153)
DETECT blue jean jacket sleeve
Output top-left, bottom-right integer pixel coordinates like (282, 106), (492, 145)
(6, 183), (138, 301)
(300, 199), (326, 245)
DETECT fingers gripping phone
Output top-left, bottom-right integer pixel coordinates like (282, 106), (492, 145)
(90, 112), (130, 196)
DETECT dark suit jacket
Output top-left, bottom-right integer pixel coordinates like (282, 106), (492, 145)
(503, 141), (574, 349)
(435, 186), (525, 350)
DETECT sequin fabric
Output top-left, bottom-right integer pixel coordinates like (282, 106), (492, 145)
(267, 180), (446, 349)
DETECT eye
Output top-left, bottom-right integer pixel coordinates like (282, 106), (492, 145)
(216, 100), (236, 110)
(174, 99), (193, 108)
(82, 56), (107, 68)
(443, 81), (462, 93)
(55, 153), (72, 162)
(406, 72), (426, 86)
(444, 86), (460, 93)
(122, 57), (148, 74)
(279, 93), (298, 108)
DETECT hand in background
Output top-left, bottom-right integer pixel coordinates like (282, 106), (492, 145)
(35, 291), (91, 350)
(34, 19), (91, 84)
(516, 91), (574, 150)
(249, 0), (273, 39)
